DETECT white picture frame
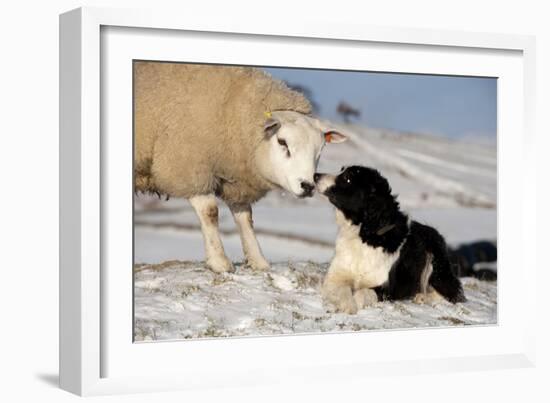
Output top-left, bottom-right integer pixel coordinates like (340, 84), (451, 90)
(59, 6), (537, 396)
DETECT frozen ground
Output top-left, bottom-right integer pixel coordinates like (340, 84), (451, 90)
(134, 261), (497, 341)
(134, 124), (497, 340)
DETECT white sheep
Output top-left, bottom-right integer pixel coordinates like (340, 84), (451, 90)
(135, 62), (347, 272)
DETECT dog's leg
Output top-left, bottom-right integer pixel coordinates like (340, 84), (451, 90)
(189, 194), (234, 273)
(353, 288), (378, 309)
(414, 286), (444, 305)
(413, 254), (444, 305)
(417, 226), (467, 303)
(322, 272), (358, 314)
(229, 204), (270, 271)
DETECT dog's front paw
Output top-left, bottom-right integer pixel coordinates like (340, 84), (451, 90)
(322, 280), (358, 314)
(335, 295), (358, 314)
(353, 288), (378, 309)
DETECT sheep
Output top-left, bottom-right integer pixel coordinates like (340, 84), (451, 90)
(134, 62), (348, 272)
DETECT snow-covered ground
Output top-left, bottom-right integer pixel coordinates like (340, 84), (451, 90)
(134, 124), (497, 341)
(134, 261), (496, 341)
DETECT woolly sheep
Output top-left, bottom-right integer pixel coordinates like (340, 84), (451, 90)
(134, 62), (348, 272)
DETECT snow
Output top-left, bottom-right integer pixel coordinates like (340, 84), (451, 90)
(134, 206), (496, 264)
(134, 261), (497, 341)
(134, 124), (497, 341)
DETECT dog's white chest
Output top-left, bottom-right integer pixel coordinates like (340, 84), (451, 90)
(330, 211), (401, 289)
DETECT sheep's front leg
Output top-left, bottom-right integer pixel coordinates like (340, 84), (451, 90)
(189, 195), (234, 273)
(230, 204), (270, 271)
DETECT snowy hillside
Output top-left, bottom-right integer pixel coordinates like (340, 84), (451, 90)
(134, 125), (496, 264)
(134, 125), (497, 341)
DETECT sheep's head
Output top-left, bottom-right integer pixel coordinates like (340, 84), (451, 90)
(259, 111), (347, 198)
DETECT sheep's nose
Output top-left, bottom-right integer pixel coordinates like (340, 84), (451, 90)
(313, 173), (323, 183)
(300, 181), (315, 197)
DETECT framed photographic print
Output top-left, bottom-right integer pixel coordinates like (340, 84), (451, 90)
(60, 6), (537, 396)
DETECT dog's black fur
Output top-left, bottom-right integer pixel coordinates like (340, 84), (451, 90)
(316, 165), (466, 303)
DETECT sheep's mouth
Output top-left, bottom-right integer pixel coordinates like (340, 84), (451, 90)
(297, 189), (314, 198)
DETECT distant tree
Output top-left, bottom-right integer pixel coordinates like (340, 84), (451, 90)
(284, 83), (320, 114)
(337, 101), (361, 123)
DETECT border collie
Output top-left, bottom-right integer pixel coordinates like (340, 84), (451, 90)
(314, 165), (466, 314)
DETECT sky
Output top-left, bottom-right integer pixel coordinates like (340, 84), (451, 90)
(264, 67), (497, 140)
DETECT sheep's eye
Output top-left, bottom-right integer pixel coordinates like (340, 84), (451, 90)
(277, 138), (290, 157)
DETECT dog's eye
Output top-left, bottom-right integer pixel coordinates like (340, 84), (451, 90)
(340, 173), (352, 186)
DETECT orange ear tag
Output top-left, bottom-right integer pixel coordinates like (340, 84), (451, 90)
(325, 132), (332, 143)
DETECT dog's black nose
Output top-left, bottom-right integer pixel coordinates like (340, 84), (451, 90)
(300, 181), (315, 197)
(313, 173), (322, 183)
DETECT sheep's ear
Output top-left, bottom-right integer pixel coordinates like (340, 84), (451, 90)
(324, 130), (348, 144)
(311, 117), (348, 143)
(264, 118), (281, 137)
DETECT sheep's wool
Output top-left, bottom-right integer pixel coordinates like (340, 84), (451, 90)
(134, 62), (312, 206)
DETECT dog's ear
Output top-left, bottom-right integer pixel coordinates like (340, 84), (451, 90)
(364, 201), (384, 221)
(373, 171), (392, 195)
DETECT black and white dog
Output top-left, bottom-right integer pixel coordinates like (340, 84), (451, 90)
(314, 165), (466, 314)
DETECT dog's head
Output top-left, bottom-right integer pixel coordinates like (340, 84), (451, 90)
(314, 165), (399, 229)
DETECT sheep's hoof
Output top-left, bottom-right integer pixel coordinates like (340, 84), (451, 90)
(206, 257), (235, 273)
(246, 257), (271, 271)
